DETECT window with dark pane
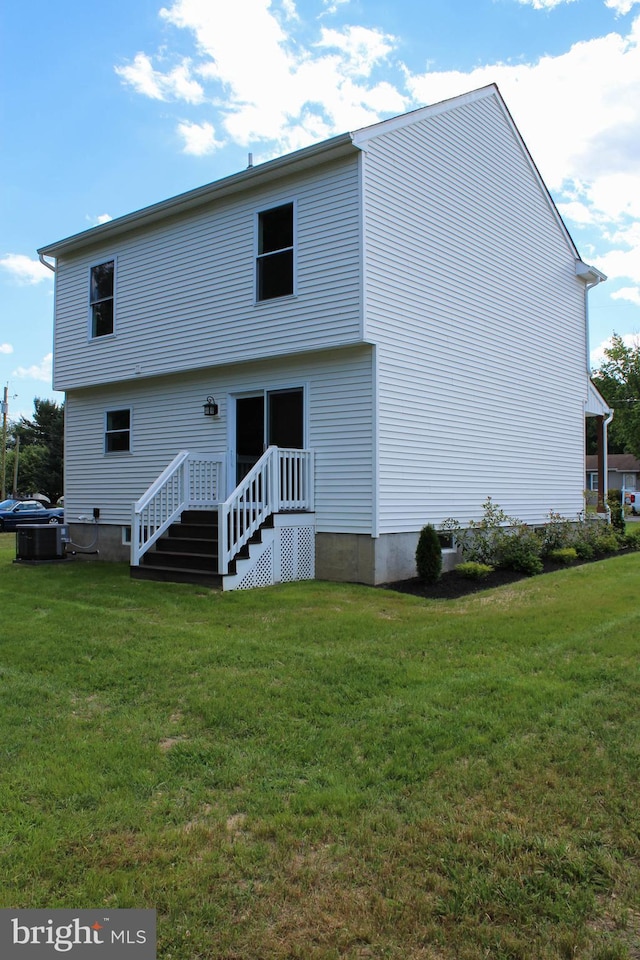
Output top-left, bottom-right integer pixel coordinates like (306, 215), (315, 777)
(90, 260), (114, 337)
(257, 204), (294, 301)
(105, 409), (130, 452)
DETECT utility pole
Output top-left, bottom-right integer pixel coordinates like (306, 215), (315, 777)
(1, 384), (7, 501)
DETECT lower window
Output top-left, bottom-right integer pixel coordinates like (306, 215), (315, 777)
(105, 409), (131, 452)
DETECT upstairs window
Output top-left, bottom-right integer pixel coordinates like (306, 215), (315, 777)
(90, 260), (114, 337)
(105, 409), (130, 453)
(256, 203), (294, 301)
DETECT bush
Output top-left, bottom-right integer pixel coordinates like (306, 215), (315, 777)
(416, 524), (442, 584)
(574, 540), (595, 561)
(538, 511), (573, 556)
(623, 525), (640, 550)
(592, 532), (622, 557)
(496, 524), (543, 576)
(443, 497), (520, 566)
(570, 517), (612, 559)
(548, 547), (578, 565)
(607, 490), (626, 533)
(456, 561), (494, 580)
(442, 503), (627, 576)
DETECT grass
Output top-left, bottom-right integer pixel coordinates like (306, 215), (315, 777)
(0, 533), (639, 959)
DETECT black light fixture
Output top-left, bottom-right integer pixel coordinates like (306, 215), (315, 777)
(203, 396), (219, 417)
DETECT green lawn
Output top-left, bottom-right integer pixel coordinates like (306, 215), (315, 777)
(1, 533), (639, 960)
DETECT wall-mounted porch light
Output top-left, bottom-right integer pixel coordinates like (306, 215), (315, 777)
(203, 396), (219, 417)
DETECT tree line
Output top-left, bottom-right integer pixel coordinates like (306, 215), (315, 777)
(2, 399), (64, 503)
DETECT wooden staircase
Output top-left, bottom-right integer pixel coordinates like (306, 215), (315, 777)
(130, 509), (280, 588)
(131, 509), (223, 587)
(131, 448), (315, 589)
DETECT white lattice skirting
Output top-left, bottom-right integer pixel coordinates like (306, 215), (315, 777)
(223, 514), (316, 591)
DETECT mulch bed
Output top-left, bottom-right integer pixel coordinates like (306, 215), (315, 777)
(380, 557), (615, 601)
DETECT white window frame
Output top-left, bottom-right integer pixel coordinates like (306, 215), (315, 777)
(88, 256), (116, 340)
(254, 200), (297, 303)
(104, 407), (132, 454)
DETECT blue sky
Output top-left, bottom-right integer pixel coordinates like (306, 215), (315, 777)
(1, 0), (639, 420)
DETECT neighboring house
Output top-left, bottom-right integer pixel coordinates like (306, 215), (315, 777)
(39, 84), (610, 589)
(586, 454), (640, 508)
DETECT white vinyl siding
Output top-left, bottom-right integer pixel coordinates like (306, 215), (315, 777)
(62, 346), (374, 535)
(361, 91), (589, 529)
(53, 157), (361, 391)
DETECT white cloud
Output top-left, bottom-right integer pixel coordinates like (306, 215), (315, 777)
(116, 52), (204, 103)
(598, 247), (640, 283)
(606, 0), (640, 14)
(315, 26), (395, 77)
(322, 0), (350, 13)
(0, 254), (53, 285)
(12, 353), (53, 384)
(514, 0), (577, 8)
(177, 120), (224, 155)
(122, 0), (406, 155)
(86, 213), (113, 226)
(0, 343), (13, 355)
(611, 286), (640, 305)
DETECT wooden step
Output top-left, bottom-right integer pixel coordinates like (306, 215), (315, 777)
(131, 565), (223, 588)
(141, 550), (216, 572)
(156, 536), (216, 554)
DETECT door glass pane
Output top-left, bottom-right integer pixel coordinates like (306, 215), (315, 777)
(236, 396), (264, 483)
(268, 389), (303, 449)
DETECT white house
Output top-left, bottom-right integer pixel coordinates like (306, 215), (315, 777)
(39, 84), (610, 589)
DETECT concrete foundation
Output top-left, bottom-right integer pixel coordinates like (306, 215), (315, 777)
(65, 523), (129, 562)
(315, 531), (459, 585)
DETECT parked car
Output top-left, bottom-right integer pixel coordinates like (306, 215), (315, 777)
(0, 499), (64, 531)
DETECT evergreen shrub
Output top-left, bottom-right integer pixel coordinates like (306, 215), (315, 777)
(416, 524), (442, 584)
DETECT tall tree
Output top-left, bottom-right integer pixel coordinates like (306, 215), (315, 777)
(13, 399), (64, 501)
(590, 334), (640, 459)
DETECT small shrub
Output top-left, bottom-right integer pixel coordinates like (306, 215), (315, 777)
(416, 524), (442, 584)
(570, 517), (611, 559)
(496, 524), (543, 576)
(444, 497), (521, 566)
(456, 561), (494, 580)
(548, 547), (578, 565)
(539, 511), (573, 556)
(608, 491), (626, 533)
(623, 525), (640, 550)
(592, 532), (622, 557)
(574, 540), (595, 561)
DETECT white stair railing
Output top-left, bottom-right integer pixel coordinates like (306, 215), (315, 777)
(219, 447), (314, 574)
(132, 452), (224, 566)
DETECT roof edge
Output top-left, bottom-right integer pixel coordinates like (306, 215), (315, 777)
(38, 133), (356, 258)
(351, 84), (498, 146)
